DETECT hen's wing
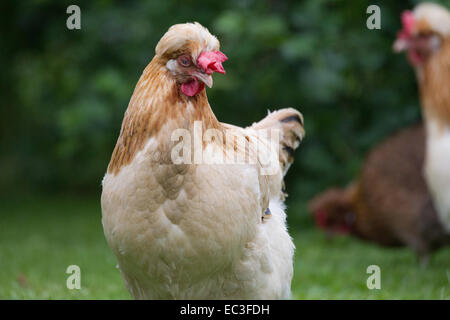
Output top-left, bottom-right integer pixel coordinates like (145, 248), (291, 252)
(248, 108), (305, 177)
(221, 108), (304, 176)
(221, 107), (304, 219)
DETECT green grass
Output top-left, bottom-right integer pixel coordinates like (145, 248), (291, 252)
(0, 196), (449, 299)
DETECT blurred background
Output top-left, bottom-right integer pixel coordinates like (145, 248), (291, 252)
(1, 0), (449, 299)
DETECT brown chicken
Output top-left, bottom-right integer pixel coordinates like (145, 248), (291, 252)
(309, 125), (450, 263)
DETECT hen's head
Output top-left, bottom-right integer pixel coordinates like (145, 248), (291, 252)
(308, 188), (355, 235)
(394, 3), (450, 66)
(155, 22), (227, 97)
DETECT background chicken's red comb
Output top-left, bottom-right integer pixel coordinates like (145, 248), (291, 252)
(314, 210), (328, 228)
(400, 10), (415, 37)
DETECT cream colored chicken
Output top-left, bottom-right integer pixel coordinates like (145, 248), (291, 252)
(101, 22), (305, 299)
(394, 3), (450, 232)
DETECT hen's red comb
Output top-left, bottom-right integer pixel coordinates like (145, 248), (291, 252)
(398, 10), (415, 39)
(197, 51), (228, 75)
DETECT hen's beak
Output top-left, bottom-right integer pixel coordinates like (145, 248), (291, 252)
(393, 38), (409, 52)
(194, 72), (213, 88)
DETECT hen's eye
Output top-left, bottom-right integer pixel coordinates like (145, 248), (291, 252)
(417, 32), (432, 38)
(178, 55), (191, 67)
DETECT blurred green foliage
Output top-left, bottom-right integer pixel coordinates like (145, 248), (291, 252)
(1, 0), (447, 204)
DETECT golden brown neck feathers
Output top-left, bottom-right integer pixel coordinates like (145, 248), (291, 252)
(107, 56), (221, 175)
(419, 38), (450, 126)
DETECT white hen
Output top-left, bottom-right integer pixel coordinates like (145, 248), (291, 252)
(101, 22), (305, 299)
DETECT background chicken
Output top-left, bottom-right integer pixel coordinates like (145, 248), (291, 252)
(101, 22), (304, 299)
(309, 3), (450, 263)
(394, 2), (450, 233)
(309, 125), (450, 263)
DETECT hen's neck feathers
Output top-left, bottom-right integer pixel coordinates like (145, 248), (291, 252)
(108, 56), (221, 175)
(419, 38), (450, 127)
